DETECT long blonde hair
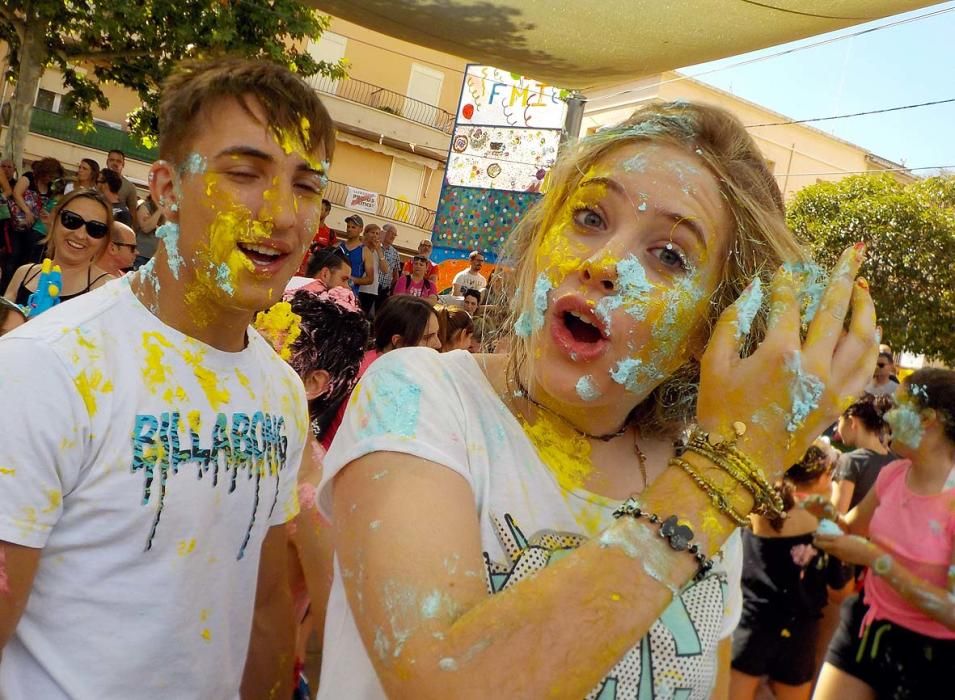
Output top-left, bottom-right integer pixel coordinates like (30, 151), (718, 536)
(503, 101), (810, 436)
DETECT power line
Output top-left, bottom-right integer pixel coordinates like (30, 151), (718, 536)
(736, 0), (876, 21)
(782, 164), (953, 178)
(584, 4), (955, 101)
(747, 97), (955, 127)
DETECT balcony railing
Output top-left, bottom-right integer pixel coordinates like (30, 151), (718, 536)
(22, 108), (158, 163)
(325, 179), (436, 231)
(308, 75), (455, 135)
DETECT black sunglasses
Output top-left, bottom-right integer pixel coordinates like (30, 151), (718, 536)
(60, 209), (110, 239)
(112, 241), (137, 252)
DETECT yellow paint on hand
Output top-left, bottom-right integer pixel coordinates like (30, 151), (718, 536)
(253, 301), (302, 361)
(73, 369), (114, 417)
(610, 593), (622, 602)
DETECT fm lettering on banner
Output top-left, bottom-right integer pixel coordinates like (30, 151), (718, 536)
(345, 187), (380, 215)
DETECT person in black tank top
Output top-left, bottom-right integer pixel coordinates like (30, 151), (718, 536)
(2, 189), (116, 314)
(731, 445), (852, 700)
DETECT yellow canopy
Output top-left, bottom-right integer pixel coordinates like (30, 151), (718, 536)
(307, 0), (941, 88)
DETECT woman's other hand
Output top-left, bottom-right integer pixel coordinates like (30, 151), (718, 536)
(698, 243), (878, 481)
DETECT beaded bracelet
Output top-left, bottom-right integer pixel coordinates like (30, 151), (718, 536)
(670, 457), (751, 527)
(613, 497), (715, 582)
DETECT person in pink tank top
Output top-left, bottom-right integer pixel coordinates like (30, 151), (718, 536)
(807, 368), (955, 700)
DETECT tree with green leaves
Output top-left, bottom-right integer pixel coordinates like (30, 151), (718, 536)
(0, 0), (347, 169)
(787, 173), (955, 365)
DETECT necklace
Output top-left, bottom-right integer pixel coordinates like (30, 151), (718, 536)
(513, 377), (649, 490)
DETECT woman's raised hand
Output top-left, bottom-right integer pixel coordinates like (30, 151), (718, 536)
(698, 244), (878, 481)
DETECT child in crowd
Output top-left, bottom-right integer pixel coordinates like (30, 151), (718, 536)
(434, 304), (475, 352)
(811, 368), (955, 699)
(731, 445), (852, 700)
(266, 282), (369, 699)
(831, 393), (896, 513)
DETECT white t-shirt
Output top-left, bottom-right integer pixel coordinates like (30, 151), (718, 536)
(0, 280), (306, 699)
(317, 348), (742, 699)
(452, 269), (487, 292)
(864, 380), (898, 396)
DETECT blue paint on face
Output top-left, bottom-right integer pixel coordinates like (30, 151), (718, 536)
(515, 273), (553, 338)
(885, 388), (925, 449)
(783, 353), (824, 433)
(180, 152), (207, 175)
(609, 357), (660, 395)
(216, 262), (234, 295)
(575, 374), (601, 401)
(156, 222), (185, 279)
(621, 153), (650, 172)
(735, 278), (763, 340)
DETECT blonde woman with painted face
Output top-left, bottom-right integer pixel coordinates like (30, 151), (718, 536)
(315, 102), (877, 699)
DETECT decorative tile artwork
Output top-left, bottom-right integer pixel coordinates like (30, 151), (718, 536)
(431, 187), (541, 263)
(446, 126), (561, 192)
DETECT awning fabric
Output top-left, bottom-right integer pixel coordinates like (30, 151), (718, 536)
(307, 1), (940, 88)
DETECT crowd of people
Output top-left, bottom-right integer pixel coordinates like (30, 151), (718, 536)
(0, 56), (952, 700)
(0, 146), (159, 299)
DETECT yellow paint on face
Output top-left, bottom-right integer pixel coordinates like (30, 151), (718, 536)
(535, 182), (605, 286)
(273, 117), (325, 172)
(519, 413), (593, 492)
(253, 301), (302, 361)
(74, 369), (114, 417)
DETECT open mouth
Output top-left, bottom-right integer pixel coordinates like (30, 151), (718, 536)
(237, 242), (288, 269)
(563, 310), (604, 343)
(550, 295), (610, 361)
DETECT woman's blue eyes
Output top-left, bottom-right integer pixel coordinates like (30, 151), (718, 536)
(654, 246), (689, 270)
(573, 207), (604, 229)
(572, 207), (691, 272)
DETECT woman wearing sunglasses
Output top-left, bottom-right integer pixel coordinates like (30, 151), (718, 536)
(2, 188), (116, 310)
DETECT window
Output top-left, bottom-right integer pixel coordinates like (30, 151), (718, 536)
(35, 88), (62, 113)
(305, 33), (347, 94)
(405, 64), (444, 127)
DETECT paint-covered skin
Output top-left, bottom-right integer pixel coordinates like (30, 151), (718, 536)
(131, 98), (328, 342)
(885, 387), (926, 449)
(522, 142), (731, 423)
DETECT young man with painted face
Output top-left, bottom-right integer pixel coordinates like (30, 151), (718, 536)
(0, 58), (334, 699)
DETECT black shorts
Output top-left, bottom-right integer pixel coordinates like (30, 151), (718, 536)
(826, 594), (955, 699)
(732, 617), (820, 686)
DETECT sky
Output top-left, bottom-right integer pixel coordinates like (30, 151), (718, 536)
(676, 1), (955, 174)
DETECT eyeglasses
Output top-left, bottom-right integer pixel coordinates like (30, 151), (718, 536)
(60, 209), (110, 238)
(876, 363), (887, 368)
(412, 256), (429, 263)
(113, 241), (138, 253)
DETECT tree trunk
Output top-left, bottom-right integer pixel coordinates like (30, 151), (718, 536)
(3, 14), (49, 173)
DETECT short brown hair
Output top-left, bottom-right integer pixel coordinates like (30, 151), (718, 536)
(158, 57), (336, 165)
